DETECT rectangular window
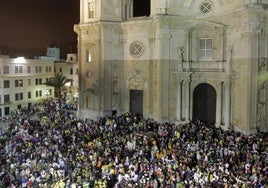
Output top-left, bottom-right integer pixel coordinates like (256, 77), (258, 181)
(39, 90), (42, 97)
(15, 80), (23, 87)
(87, 50), (92, 62)
(15, 93), (23, 101)
(28, 92), (31, 99)
(15, 66), (23, 73)
(199, 38), (213, 61)
(15, 93), (19, 101)
(39, 66), (42, 73)
(35, 66), (38, 73)
(4, 95), (10, 103)
(3, 66), (9, 74)
(3, 80), (10, 88)
(39, 78), (42, 85)
(4, 107), (9, 115)
(35, 91), (39, 97)
(35, 78), (39, 85)
(45, 66), (52, 73)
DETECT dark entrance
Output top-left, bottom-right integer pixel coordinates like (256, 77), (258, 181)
(193, 83), (216, 124)
(130, 90), (143, 116)
(133, 0), (150, 17)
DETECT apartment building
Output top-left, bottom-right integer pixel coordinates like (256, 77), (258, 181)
(0, 56), (54, 118)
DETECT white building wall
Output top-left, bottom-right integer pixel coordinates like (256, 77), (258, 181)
(0, 57), (54, 118)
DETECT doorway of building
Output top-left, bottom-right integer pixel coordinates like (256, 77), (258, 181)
(130, 90), (143, 116)
(193, 83), (216, 124)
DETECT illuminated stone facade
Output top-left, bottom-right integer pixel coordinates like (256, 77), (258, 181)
(75, 0), (268, 134)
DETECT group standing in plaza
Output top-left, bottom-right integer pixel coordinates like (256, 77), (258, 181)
(0, 99), (267, 187)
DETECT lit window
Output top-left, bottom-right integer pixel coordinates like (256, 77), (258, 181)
(87, 50), (92, 62)
(199, 38), (213, 61)
(15, 80), (23, 87)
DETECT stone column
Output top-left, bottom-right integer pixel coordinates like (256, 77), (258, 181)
(184, 29), (191, 62)
(184, 80), (190, 121)
(224, 82), (230, 128)
(216, 83), (222, 126)
(176, 80), (182, 121)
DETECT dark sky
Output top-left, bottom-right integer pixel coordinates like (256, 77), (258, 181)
(0, 0), (80, 59)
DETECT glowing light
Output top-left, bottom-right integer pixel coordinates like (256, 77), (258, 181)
(14, 57), (26, 63)
(65, 82), (71, 87)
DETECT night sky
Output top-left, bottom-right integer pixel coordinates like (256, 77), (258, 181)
(0, 0), (80, 59)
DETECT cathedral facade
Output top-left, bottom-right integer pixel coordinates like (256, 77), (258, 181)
(74, 0), (268, 134)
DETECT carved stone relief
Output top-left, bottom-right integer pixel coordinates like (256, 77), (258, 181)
(127, 69), (145, 90)
(257, 57), (267, 124)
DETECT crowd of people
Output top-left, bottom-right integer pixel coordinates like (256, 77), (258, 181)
(0, 99), (267, 188)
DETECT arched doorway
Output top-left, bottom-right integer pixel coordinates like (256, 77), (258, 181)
(193, 83), (216, 124)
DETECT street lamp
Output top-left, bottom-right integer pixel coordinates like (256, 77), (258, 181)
(45, 89), (50, 97)
(74, 92), (79, 102)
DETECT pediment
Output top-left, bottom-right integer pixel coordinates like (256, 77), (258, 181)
(184, 21), (226, 36)
(189, 20), (225, 31)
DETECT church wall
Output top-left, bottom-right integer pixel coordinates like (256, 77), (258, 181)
(75, 0), (267, 133)
(166, 0), (246, 17)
